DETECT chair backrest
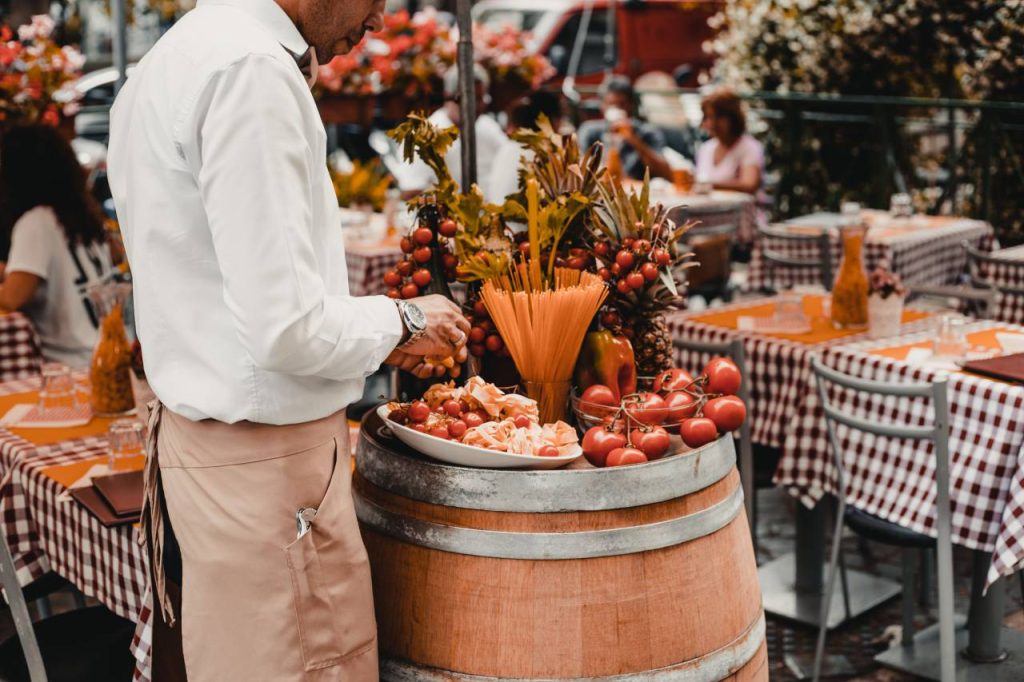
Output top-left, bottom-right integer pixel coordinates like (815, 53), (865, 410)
(810, 357), (950, 530)
(683, 222), (738, 294)
(757, 225), (833, 292)
(0, 522), (48, 681)
(671, 337), (754, 531)
(906, 284), (995, 319)
(963, 240), (1024, 297)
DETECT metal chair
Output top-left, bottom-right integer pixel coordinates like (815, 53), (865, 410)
(810, 357), (955, 682)
(682, 221), (739, 304)
(906, 284), (996, 319)
(0, 523), (135, 681)
(757, 224), (833, 293)
(671, 338), (756, 554)
(964, 241), (1024, 297)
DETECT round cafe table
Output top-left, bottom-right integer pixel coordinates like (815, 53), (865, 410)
(643, 182), (758, 244)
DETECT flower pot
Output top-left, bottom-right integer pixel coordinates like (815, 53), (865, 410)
(868, 293), (904, 339)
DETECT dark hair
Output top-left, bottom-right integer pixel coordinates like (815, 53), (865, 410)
(701, 87), (747, 138)
(508, 91), (563, 130)
(0, 124), (106, 251)
(600, 75), (636, 110)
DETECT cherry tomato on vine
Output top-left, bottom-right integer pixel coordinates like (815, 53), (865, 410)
(704, 357), (742, 395)
(439, 219), (458, 237)
(413, 227), (434, 245)
(702, 396), (747, 433)
(412, 269), (432, 287)
(606, 447), (648, 467)
(680, 418), (718, 448)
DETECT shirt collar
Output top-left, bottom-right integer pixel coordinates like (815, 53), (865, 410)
(197, 0), (309, 57)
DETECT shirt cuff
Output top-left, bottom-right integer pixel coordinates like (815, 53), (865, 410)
(363, 294), (405, 363)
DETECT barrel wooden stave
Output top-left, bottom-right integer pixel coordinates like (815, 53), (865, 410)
(355, 464), (765, 680)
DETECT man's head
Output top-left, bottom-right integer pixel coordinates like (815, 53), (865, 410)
(279, 0), (385, 62)
(599, 75), (637, 117)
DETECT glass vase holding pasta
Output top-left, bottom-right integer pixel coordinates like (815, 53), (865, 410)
(87, 283), (136, 417)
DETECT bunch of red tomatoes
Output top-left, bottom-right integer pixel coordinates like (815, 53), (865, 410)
(579, 357), (747, 468)
(594, 235), (673, 297)
(384, 217), (459, 300)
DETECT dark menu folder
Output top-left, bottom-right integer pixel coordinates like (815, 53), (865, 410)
(92, 470), (144, 517)
(961, 353), (1024, 384)
(70, 485), (139, 528)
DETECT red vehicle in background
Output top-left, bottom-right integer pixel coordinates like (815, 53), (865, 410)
(472, 0), (723, 90)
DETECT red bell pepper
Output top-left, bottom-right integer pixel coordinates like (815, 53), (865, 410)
(574, 331), (638, 401)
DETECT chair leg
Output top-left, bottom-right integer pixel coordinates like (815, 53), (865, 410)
(837, 544), (852, 621)
(812, 500), (848, 682)
(901, 548), (917, 646)
(920, 548), (934, 608)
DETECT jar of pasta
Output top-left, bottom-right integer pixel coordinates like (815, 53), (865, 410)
(88, 284), (135, 416)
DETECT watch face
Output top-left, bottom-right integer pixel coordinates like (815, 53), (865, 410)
(407, 303), (427, 331)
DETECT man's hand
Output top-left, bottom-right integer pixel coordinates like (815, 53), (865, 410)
(385, 346), (470, 379)
(400, 295), (471, 358)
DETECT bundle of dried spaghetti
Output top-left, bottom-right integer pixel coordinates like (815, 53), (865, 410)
(481, 264), (607, 423)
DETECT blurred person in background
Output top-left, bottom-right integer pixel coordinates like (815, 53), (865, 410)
(695, 87), (764, 196)
(577, 75), (672, 181)
(484, 90), (563, 204)
(0, 124), (116, 367)
(399, 63), (508, 193)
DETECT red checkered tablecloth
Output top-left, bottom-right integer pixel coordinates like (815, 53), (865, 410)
(665, 296), (934, 450)
(0, 376), (152, 680)
(665, 191), (759, 244)
(345, 240), (403, 298)
(777, 322), (1024, 589)
(748, 214), (994, 292)
(970, 244), (1024, 324)
(0, 312), (42, 382)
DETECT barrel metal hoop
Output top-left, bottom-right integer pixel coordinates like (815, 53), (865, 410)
(356, 431), (736, 513)
(379, 613), (766, 682)
(354, 482), (744, 561)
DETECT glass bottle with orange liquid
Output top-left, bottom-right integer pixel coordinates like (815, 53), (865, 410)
(831, 223), (869, 329)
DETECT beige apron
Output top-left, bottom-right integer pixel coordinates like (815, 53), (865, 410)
(142, 403), (378, 681)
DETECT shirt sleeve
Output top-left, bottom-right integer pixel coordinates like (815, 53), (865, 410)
(639, 123), (668, 153)
(6, 208), (57, 280)
(738, 136), (765, 170)
(184, 54), (402, 381)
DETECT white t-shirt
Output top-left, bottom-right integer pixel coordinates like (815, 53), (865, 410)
(6, 206), (116, 367)
(398, 107), (510, 193)
(695, 134), (765, 186)
(483, 140), (531, 205)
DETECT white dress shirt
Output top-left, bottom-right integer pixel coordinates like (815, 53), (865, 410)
(107, 0), (403, 425)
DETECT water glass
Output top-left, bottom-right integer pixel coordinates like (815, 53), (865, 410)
(889, 192), (913, 218)
(38, 363), (77, 413)
(776, 291), (805, 325)
(108, 419), (145, 472)
(933, 315), (968, 360)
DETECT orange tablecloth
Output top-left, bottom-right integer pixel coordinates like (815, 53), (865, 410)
(0, 390), (118, 446)
(687, 294), (931, 345)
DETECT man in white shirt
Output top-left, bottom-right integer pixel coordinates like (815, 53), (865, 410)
(397, 64), (509, 193)
(107, 0), (468, 678)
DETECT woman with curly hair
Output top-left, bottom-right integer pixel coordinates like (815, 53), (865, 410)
(0, 124), (116, 366)
(696, 87), (765, 196)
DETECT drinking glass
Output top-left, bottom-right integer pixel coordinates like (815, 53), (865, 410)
(933, 315), (968, 360)
(775, 291), (805, 325)
(38, 363), (77, 413)
(108, 419), (145, 472)
(889, 192), (913, 218)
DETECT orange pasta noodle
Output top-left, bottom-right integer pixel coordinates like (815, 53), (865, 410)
(481, 264), (607, 423)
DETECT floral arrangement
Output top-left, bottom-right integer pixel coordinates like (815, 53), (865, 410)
(330, 159), (393, 211)
(868, 264), (906, 300)
(0, 15), (84, 128)
(471, 23), (554, 92)
(317, 9), (552, 103)
(707, 0), (1024, 238)
(318, 8), (454, 98)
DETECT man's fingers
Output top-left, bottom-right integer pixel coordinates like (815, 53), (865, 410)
(454, 345), (468, 364)
(453, 314), (472, 335)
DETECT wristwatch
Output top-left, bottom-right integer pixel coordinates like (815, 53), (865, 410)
(396, 300), (427, 348)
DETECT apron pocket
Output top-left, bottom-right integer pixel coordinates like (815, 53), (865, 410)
(284, 438), (376, 672)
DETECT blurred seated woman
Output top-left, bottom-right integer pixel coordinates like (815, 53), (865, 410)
(0, 124), (116, 367)
(695, 88), (764, 196)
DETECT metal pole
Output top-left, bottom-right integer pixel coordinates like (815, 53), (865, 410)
(111, 0), (129, 93)
(455, 0), (477, 189)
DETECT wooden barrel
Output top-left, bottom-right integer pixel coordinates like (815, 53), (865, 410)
(355, 412), (767, 681)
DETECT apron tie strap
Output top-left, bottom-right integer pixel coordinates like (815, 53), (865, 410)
(141, 400), (175, 626)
